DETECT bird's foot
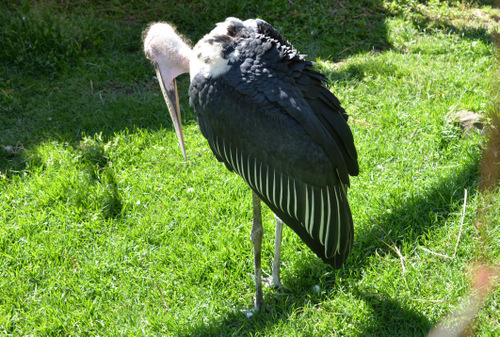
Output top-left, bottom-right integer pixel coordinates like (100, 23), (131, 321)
(232, 308), (258, 319)
(263, 275), (284, 291)
(236, 302), (268, 319)
(242, 309), (256, 319)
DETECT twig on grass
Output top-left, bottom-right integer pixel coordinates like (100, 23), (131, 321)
(370, 218), (408, 288)
(60, 255), (79, 271)
(452, 188), (467, 259)
(338, 45), (356, 55)
(155, 281), (169, 310)
(420, 247), (453, 259)
(419, 189), (468, 260)
(418, 228), (460, 260)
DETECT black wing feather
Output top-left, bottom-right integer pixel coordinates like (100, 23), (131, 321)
(188, 19), (358, 267)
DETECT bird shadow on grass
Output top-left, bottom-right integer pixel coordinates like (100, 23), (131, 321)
(178, 158), (478, 336)
(351, 289), (433, 336)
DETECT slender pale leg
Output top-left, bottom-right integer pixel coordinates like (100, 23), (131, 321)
(271, 215), (284, 288)
(251, 191), (263, 311)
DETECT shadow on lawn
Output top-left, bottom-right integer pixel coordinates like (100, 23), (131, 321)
(178, 157), (478, 336)
(0, 0), (390, 175)
(353, 289), (433, 336)
(1, 0), (495, 176)
(1, 0), (493, 175)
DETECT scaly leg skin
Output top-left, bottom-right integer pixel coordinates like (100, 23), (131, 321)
(264, 215), (284, 289)
(250, 191), (263, 312)
(270, 215), (284, 289)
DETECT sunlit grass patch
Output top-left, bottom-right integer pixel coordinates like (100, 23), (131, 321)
(1, 0), (499, 335)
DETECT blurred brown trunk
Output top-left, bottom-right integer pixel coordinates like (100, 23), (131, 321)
(478, 14), (500, 192)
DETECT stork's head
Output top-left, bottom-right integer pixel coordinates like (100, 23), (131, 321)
(143, 22), (192, 160)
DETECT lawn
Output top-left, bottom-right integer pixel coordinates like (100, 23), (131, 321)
(1, 0), (499, 335)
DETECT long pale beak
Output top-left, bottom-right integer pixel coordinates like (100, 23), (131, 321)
(155, 67), (187, 160)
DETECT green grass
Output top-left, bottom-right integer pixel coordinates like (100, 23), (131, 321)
(1, 0), (499, 335)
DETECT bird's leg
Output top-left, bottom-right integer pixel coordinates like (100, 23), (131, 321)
(271, 215), (284, 289)
(263, 215), (284, 289)
(251, 191), (264, 311)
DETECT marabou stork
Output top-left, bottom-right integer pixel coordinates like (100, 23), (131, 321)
(143, 18), (358, 311)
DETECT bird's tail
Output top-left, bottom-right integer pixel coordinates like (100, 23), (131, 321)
(253, 175), (354, 269)
(212, 138), (354, 268)
(210, 135), (354, 268)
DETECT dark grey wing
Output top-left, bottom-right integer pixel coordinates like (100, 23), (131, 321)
(298, 68), (359, 178)
(251, 18), (358, 180)
(220, 20), (358, 185)
(188, 28), (357, 267)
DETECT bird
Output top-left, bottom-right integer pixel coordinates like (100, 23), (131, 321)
(143, 17), (358, 311)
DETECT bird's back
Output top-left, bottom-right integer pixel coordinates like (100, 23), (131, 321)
(189, 18), (358, 268)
